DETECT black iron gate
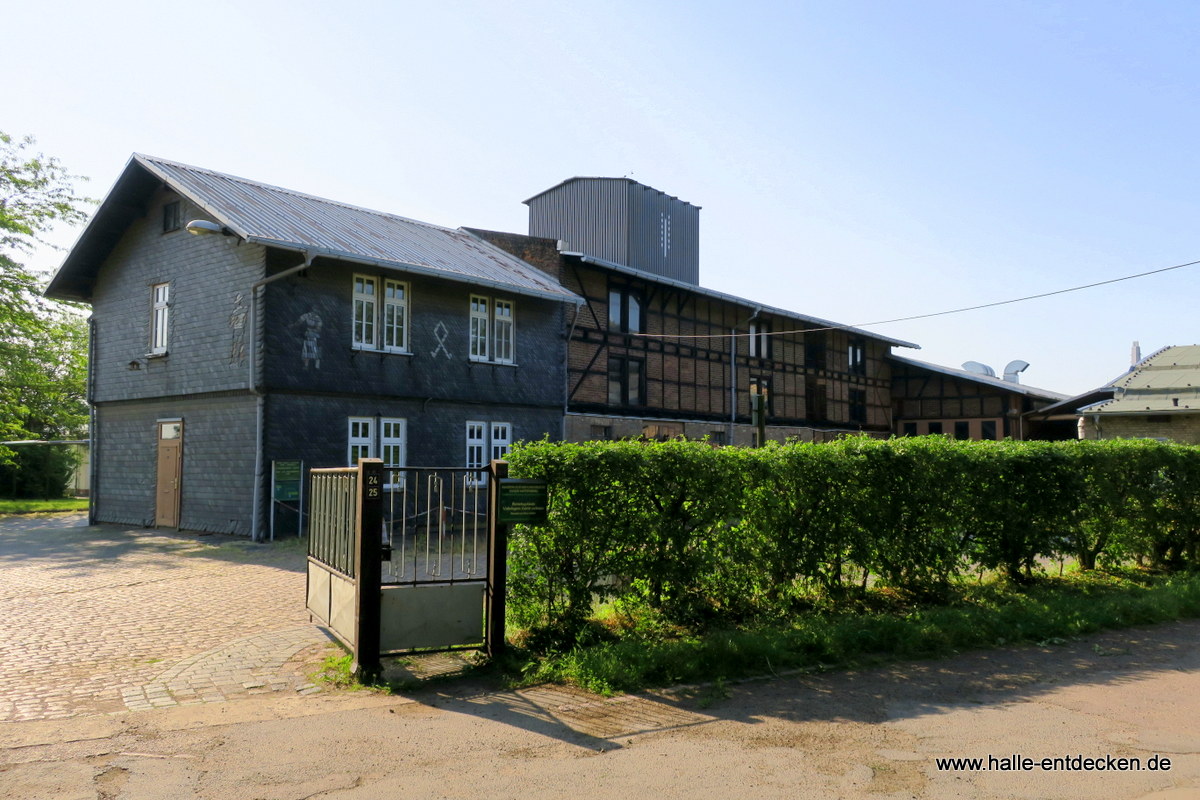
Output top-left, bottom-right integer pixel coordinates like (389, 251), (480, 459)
(305, 459), (509, 677)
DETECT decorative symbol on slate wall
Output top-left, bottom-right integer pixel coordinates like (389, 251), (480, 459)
(229, 293), (247, 365)
(296, 309), (323, 370)
(431, 320), (451, 359)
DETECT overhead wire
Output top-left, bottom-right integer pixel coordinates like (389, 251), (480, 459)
(629, 256), (1200, 340)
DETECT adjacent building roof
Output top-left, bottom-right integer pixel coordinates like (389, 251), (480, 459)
(46, 154), (581, 305)
(1081, 344), (1200, 415)
(562, 250), (920, 349)
(888, 354), (1068, 401)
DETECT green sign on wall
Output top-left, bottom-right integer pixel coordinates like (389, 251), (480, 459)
(497, 479), (549, 525)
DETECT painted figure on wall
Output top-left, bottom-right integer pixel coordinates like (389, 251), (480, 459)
(295, 309), (323, 370)
(229, 293), (248, 365)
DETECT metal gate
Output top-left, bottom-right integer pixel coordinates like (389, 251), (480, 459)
(305, 459), (508, 676)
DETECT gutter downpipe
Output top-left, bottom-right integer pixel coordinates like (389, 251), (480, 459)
(249, 254), (315, 542)
(87, 316), (98, 525)
(563, 301), (583, 441)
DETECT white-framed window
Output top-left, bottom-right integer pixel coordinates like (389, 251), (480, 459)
(352, 275), (377, 349)
(469, 295), (490, 361)
(352, 275), (410, 354)
(150, 283), (170, 354)
(382, 280), (408, 352)
(380, 417), (407, 489)
(493, 300), (514, 364)
(469, 295), (516, 363)
(466, 421), (510, 485)
(348, 417), (373, 465)
(490, 423), (511, 461)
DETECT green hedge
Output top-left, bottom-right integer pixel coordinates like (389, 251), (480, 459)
(506, 437), (1200, 632)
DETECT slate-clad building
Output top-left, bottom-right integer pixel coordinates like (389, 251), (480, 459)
(46, 155), (579, 539)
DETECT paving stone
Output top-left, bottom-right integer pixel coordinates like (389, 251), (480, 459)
(0, 517), (331, 720)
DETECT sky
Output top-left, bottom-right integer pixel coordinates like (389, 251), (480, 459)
(7, 0), (1199, 395)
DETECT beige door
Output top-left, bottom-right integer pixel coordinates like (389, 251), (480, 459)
(155, 421), (183, 528)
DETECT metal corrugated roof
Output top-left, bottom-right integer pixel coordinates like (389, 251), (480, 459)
(1086, 345), (1200, 414)
(889, 354), (1068, 401)
(563, 251), (920, 349)
(133, 155), (579, 303)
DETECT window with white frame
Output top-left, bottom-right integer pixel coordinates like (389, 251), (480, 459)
(469, 296), (489, 360)
(490, 422), (511, 461)
(469, 295), (516, 363)
(352, 274), (410, 354)
(380, 418), (407, 489)
(493, 300), (514, 363)
(347, 417), (373, 465)
(352, 275), (377, 348)
(466, 421), (510, 484)
(150, 283), (170, 354)
(382, 280), (408, 352)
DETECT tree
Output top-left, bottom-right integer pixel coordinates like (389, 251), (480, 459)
(0, 132), (91, 467)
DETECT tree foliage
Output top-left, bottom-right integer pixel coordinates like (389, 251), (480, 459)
(0, 132), (91, 464)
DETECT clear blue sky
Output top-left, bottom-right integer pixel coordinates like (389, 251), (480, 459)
(8, 0), (1199, 394)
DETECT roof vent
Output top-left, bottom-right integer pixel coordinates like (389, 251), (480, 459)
(962, 361), (996, 378)
(1003, 360), (1030, 384)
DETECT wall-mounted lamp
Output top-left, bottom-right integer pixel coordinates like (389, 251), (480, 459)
(186, 219), (234, 236)
(127, 359), (143, 371)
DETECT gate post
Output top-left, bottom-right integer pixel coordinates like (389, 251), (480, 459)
(486, 460), (509, 658)
(353, 458), (384, 680)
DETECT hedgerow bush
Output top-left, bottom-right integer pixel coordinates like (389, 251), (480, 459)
(505, 437), (1200, 638)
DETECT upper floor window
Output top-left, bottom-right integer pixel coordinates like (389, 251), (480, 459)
(352, 275), (409, 353)
(749, 320), (772, 360)
(469, 295), (515, 364)
(162, 201), (181, 233)
(352, 275), (377, 348)
(848, 338), (867, 375)
(608, 286), (642, 334)
(150, 283), (170, 354)
(805, 332), (827, 371)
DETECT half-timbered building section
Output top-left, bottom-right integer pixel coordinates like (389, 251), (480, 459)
(473, 176), (917, 445)
(889, 355), (1066, 440)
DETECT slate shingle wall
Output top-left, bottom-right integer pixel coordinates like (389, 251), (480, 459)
(93, 395), (257, 535)
(90, 187), (265, 403)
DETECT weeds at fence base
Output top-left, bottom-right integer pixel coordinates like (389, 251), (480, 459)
(505, 570), (1200, 696)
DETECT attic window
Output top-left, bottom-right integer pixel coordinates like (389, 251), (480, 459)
(162, 201), (181, 233)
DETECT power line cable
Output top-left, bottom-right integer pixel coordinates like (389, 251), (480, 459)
(631, 257), (1200, 340)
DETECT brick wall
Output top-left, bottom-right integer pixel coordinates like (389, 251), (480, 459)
(1092, 413), (1200, 444)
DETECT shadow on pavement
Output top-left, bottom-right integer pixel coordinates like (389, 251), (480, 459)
(390, 618), (1200, 754)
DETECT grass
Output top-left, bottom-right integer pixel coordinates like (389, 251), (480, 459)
(0, 497), (89, 515)
(505, 570), (1200, 696)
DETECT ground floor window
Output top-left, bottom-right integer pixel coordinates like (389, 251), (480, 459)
(466, 421), (511, 485)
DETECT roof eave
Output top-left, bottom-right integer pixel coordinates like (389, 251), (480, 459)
(563, 251), (918, 349)
(252, 237), (580, 305)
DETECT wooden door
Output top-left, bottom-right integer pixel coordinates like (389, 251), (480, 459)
(155, 421), (183, 528)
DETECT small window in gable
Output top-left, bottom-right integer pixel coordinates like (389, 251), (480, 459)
(162, 201), (181, 233)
